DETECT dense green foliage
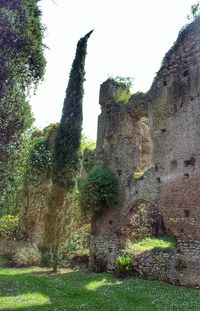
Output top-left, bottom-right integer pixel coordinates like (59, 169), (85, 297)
(79, 166), (118, 214)
(0, 0), (46, 214)
(0, 265), (200, 310)
(52, 30), (93, 190)
(0, 215), (19, 239)
(0, 135), (31, 216)
(24, 124), (58, 187)
(113, 255), (133, 278)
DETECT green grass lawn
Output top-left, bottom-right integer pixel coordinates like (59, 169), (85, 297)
(0, 261), (200, 311)
(127, 236), (176, 253)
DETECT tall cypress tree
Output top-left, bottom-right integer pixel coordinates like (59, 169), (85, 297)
(45, 30), (93, 272)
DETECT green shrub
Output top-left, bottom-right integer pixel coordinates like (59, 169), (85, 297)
(90, 252), (108, 273)
(60, 224), (90, 266)
(0, 215), (19, 239)
(79, 166), (118, 214)
(0, 256), (7, 267)
(113, 255), (133, 278)
(12, 246), (41, 267)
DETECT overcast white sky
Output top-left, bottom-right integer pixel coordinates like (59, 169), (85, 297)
(30, 0), (195, 140)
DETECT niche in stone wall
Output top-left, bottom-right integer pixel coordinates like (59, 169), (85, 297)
(184, 156), (195, 167)
(105, 135), (116, 147)
(122, 200), (164, 241)
(134, 116), (153, 176)
(170, 160), (177, 170)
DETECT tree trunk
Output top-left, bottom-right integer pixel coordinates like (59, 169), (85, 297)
(44, 183), (65, 272)
(52, 245), (58, 273)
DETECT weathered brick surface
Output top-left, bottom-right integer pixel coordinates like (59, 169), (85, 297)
(92, 17), (200, 286)
(160, 174), (200, 241)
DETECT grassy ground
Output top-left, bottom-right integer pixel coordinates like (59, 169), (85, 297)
(0, 259), (200, 311)
(127, 236), (176, 253)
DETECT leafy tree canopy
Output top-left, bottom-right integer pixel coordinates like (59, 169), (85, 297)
(0, 0), (46, 214)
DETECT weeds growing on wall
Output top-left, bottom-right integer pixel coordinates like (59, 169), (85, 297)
(108, 76), (133, 104)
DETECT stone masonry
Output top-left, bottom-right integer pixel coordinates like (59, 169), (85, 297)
(91, 17), (200, 287)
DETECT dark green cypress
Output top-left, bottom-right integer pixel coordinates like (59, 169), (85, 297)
(52, 30), (93, 190)
(45, 30), (93, 272)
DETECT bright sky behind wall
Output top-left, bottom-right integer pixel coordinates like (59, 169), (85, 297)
(30, 0), (195, 140)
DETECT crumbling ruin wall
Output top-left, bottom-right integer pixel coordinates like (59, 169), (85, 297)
(92, 17), (200, 286)
(92, 81), (161, 268)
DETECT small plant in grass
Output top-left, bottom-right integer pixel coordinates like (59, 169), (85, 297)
(113, 255), (133, 278)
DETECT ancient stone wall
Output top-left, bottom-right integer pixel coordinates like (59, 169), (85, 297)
(92, 17), (200, 286)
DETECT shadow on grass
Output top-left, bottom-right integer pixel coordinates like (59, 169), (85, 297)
(0, 268), (200, 311)
(0, 269), (149, 311)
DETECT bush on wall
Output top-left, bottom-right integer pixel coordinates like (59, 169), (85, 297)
(79, 166), (118, 215)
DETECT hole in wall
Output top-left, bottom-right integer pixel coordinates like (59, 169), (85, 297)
(161, 128), (166, 133)
(157, 177), (161, 183)
(116, 169), (122, 176)
(108, 248), (112, 253)
(109, 220), (113, 225)
(184, 173), (189, 178)
(170, 160), (177, 170)
(163, 80), (167, 86)
(184, 156), (195, 167)
(174, 105), (177, 113)
(184, 210), (190, 217)
(181, 228), (184, 233)
(106, 135), (116, 147)
(191, 96), (194, 101)
(183, 69), (189, 77)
